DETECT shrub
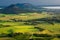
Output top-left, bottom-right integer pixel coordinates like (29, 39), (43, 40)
(7, 29), (14, 37)
(33, 34), (52, 37)
(14, 33), (32, 40)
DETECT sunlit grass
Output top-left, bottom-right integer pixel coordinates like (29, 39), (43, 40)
(37, 23), (60, 33)
(14, 25), (38, 33)
(0, 13), (53, 20)
(0, 25), (39, 34)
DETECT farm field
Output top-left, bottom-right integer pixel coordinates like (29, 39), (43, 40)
(0, 13), (60, 40)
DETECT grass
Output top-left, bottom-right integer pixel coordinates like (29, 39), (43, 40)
(0, 37), (15, 40)
(37, 23), (60, 34)
(0, 22), (25, 26)
(14, 25), (39, 33)
(52, 38), (60, 40)
(0, 13), (53, 21)
(0, 13), (59, 34)
(0, 13), (60, 40)
(0, 25), (39, 34)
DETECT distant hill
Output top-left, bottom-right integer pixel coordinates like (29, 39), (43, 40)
(1, 3), (60, 14)
(0, 6), (6, 8)
(1, 3), (41, 14)
(0, 6), (7, 13)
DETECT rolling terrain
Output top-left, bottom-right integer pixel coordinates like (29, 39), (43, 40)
(0, 3), (60, 40)
(0, 12), (59, 40)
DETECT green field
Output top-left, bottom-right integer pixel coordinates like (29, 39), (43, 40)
(0, 13), (60, 40)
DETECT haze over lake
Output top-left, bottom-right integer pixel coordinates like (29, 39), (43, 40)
(43, 6), (60, 9)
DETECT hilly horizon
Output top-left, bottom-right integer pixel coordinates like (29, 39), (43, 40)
(1, 3), (60, 14)
(0, 3), (41, 14)
(0, 0), (60, 40)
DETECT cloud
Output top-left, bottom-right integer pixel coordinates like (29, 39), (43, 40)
(0, 0), (60, 6)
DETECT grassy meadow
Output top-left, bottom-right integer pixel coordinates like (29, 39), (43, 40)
(0, 12), (60, 40)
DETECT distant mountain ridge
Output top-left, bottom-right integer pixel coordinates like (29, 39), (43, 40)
(1, 3), (40, 14)
(1, 3), (60, 14)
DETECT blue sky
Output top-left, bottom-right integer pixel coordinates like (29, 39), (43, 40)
(0, 0), (60, 6)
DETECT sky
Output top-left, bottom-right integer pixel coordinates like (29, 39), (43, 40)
(0, 0), (60, 6)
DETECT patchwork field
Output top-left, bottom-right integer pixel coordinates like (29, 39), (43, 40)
(0, 13), (60, 40)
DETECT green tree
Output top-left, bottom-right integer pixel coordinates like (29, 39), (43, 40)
(14, 33), (31, 40)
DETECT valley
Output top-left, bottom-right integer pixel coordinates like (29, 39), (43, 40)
(0, 12), (59, 40)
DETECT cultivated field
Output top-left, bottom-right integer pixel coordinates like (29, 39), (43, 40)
(0, 13), (60, 40)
